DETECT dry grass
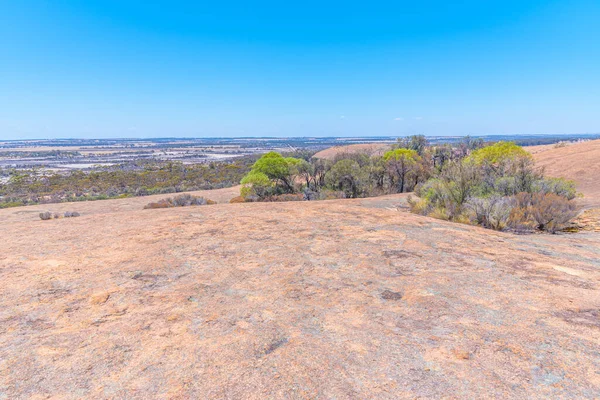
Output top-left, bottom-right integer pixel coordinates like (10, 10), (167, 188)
(528, 139), (600, 208)
(313, 143), (391, 159)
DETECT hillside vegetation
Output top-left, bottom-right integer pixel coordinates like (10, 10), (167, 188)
(240, 137), (579, 233)
(0, 157), (256, 208)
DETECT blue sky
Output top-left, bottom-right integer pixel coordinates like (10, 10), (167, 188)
(1, 1), (599, 139)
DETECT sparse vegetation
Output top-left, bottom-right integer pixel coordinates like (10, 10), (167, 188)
(144, 194), (213, 209)
(39, 210), (81, 220)
(0, 157), (257, 209)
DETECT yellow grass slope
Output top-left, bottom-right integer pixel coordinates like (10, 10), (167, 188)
(528, 139), (600, 207)
(313, 143), (391, 159)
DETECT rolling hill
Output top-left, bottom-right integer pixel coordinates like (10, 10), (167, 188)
(528, 139), (600, 207)
(313, 143), (392, 159)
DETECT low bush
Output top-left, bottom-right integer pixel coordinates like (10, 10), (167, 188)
(532, 177), (578, 200)
(144, 194), (211, 209)
(229, 196), (246, 203)
(144, 200), (171, 209)
(40, 210), (81, 220)
(508, 192), (579, 233)
(465, 196), (513, 231)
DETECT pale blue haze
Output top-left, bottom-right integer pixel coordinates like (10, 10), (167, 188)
(1, 1), (599, 139)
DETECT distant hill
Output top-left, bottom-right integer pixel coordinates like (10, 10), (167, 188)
(313, 143), (392, 159)
(528, 139), (600, 207)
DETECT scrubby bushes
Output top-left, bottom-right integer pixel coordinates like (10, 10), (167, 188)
(39, 211), (53, 220)
(234, 139), (579, 234)
(409, 141), (579, 233)
(144, 194), (212, 209)
(1, 156), (256, 208)
(39, 211), (81, 220)
(508, 192), (579, 233)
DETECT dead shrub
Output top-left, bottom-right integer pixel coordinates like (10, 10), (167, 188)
(508, 192), (579, 233)
(229, 196), (246, 203)
(144, 200), (171, 209)
(530, 193), (579, 233)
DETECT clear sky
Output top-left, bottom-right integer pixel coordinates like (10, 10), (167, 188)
(1, 1), (599, 139)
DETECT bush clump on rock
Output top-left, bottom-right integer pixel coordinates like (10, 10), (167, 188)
(39, 211), (81, 220)
(408, 141), (580, 233)
(39, 211), (53, 220)
(144, 194), (212, 209)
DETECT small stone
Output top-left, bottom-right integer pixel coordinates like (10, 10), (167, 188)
(453, 349), (471, 360)
(90, 292), (110, 305)
(381, 290), (403, 300)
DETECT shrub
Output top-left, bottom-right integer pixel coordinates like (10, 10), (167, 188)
(144, 200), (171, 209)
(39, 211), (52, 220)
(465, 196), (513, 230)
(507, 192), (579, 233)
(532, 178), (578, 200)
(144, 194), (209, 209)
(170, 193), (207, 207)
(229, 196), (246, 203)
(64, 211), (81, 217)
(407, 195), (430, 215)
(530, 193), (579, 233)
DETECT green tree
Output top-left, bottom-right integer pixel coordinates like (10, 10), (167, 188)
(383, 148), (421, 193)
(467, 141), (531, 167)
(246, 152), (300, 193)
(396, 135), (429, 156)
(325, 159), (366, 198)
(240, 171), (273, 198)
